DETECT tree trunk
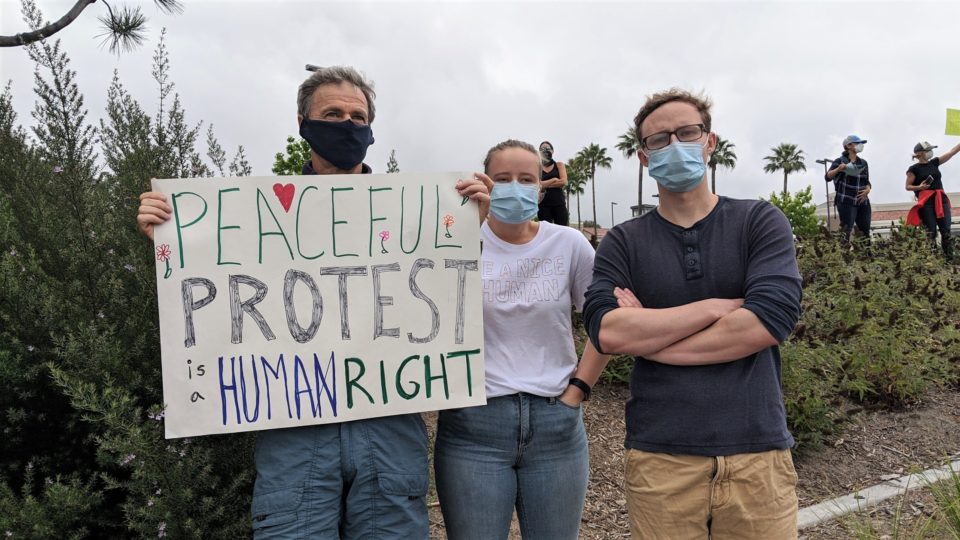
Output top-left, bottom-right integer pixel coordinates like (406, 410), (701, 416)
(0, 0), (96, 47)
(783, 171), (788, 196)
(590, 165), (598, 241)
(711, 165), (717, 194)
(637, 163), (643, 215)
(576, 194), (582, 230)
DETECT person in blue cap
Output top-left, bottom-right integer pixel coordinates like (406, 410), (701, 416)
(826, 135), (871, 246)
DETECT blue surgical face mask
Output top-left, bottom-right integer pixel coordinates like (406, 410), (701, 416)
(645, 141), (707, 193)
(299, 118), (375, 170)
(854, 143), (865, 153)
(489, 181), (540, 224)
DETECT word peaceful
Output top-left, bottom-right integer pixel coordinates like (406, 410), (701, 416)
(152, 172), (485, 438)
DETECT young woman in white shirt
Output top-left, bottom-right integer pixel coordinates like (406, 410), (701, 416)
(434, 139), (610, 540)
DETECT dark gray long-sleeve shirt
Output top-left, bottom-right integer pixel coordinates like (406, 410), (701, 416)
(583, 197), (802, 456)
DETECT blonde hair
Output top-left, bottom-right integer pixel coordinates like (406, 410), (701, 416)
(482, 139), (539, 174)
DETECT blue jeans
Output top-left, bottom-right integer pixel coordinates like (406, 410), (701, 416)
(919, 194), (953, 259)
(434, 394), (589, 540)
(836, 200), (871, 241)
(250, 414), (429, 539)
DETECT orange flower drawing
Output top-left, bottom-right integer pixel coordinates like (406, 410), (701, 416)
(442, 214), (455, 238)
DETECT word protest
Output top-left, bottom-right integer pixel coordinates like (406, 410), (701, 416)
(152, 172), (485, 438)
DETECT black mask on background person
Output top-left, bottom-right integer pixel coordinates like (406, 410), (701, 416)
(299, 118), (375, 170)
(540, 149), (553, 165)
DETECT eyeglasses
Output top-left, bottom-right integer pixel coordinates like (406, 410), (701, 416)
(641, 124), (706, 151)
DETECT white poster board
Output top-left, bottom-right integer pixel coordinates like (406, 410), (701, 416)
(151, 173), (485, 438)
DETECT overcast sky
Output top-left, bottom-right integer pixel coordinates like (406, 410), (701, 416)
(2, 0), (959, 227)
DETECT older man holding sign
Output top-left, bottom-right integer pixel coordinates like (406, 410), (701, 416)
(137, 65), (490, 539)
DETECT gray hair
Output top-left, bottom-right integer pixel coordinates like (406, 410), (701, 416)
(297, 65), (377, 122)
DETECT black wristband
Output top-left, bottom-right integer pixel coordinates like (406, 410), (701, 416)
(568, 377), (591, 401)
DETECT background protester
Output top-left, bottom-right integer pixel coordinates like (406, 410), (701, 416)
(906, 140), (960, 261)
(434, 140), (609, 540)
(826, 135), (871, 246)
(537, 141), (570, 225)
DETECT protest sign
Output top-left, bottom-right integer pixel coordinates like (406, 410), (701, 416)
(946, 108), (960, 136)
(152, 173), (485, 438)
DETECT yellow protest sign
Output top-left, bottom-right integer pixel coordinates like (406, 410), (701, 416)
(946, 108), (960, 136)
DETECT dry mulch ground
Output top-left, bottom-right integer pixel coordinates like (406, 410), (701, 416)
(426, 384), (960, 539)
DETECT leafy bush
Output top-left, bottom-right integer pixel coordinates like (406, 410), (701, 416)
(765, 185), (822, 238)
(0, 10), (255, 537)
(784, 226), (960, 451)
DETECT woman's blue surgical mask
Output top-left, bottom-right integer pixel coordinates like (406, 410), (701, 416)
(299, 118), (374, 170)
(489, 181), (540, 223)
(645, 141), (707, 193)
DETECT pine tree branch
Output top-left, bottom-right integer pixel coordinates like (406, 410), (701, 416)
(0, 0), (97, 48)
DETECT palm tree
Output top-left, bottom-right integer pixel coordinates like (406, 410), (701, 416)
(575, 143), (613, 240)
(708, 137), (737, 195)
(616, 126), (645, 215)
(763, 143), (807, 196)
(564, 156), (589, 229)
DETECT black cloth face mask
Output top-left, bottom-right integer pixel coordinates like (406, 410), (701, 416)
(299, 118), (375, 170)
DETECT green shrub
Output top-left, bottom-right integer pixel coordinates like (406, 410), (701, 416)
(765, 185), (822, 238)
(0, 17), (255, 537)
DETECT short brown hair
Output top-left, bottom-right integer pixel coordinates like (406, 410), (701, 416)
(482, 139), (538, 173)
(633, 88), (712, 143)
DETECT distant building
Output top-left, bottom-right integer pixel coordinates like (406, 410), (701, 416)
(629, 203), (657, 218)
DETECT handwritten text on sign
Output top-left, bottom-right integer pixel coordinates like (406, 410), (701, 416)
(152, 173), (485, 438)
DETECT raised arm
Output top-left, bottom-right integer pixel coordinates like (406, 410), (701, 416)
(938, 142), (960, 165)
(457, 172), (492, 224)
(646, 203), (802, 366)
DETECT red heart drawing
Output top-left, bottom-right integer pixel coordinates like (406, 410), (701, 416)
(273, 183), (295, 212)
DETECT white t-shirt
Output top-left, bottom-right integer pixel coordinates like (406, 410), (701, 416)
(480, 221), (596, 398)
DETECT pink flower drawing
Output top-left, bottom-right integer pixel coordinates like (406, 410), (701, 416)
(156, 244), (172, 279)
(379, 230), (390, 254)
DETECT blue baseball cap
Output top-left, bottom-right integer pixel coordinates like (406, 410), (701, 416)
(842, 135), (867, 146)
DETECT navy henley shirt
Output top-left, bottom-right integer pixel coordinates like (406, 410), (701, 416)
(583, 197), (802, 456)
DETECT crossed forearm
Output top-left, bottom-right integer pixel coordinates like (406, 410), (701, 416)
(597, 298), (739, 357)
(645, 308), (778, 366)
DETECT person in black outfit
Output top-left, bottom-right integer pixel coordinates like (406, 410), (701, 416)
(905, 140), (960, 261)
(538, 141), (569, 225)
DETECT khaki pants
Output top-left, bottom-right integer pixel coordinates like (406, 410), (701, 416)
(624, 448), (798, 540)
